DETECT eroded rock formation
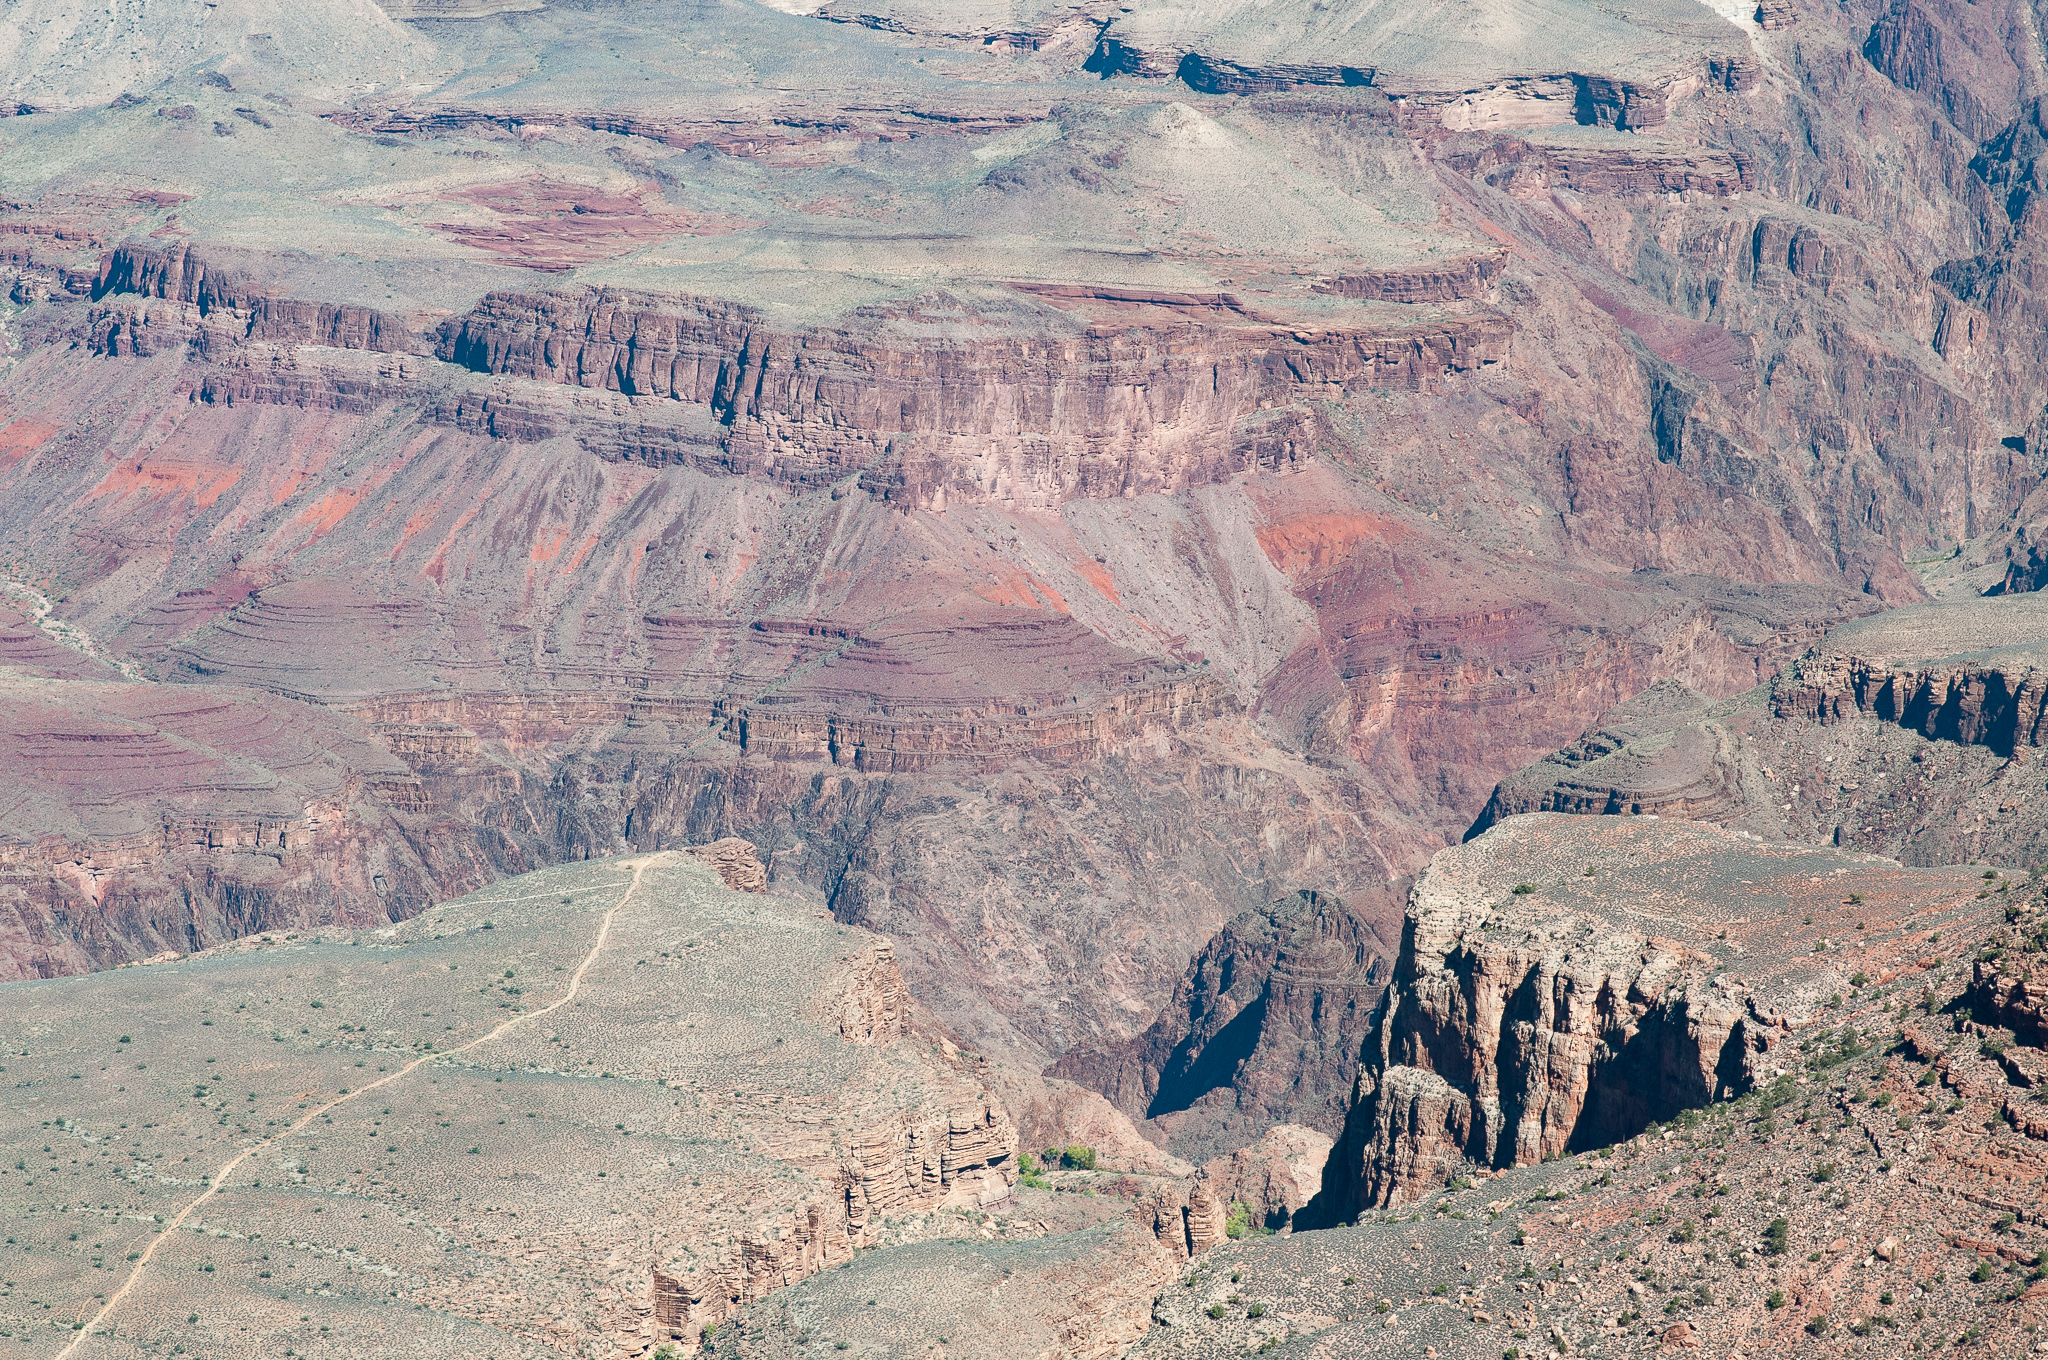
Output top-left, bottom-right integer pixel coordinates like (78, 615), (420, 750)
(1473, 597), (2048, 870)
(1050, 885), (1400, 1162)
(1310, 814), (1986, 1216)
(688, 836), (769, 893)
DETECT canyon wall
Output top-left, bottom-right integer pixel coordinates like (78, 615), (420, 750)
(6, 0), (2048, 1182)
(1472, 596), (2048, 871)
(650, 929), (1020, 1343)
(1308, 815), (1986, 1219)
(1048, 885), (1399, 1163)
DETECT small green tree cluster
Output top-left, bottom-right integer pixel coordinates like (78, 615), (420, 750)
(1040, 1145), (1096, 1171)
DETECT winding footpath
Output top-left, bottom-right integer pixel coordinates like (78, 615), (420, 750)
(54, 853), (665, 1358)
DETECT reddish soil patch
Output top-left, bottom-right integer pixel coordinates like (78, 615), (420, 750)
(426, 179), (755, 271)
(0, 418), (59, 469)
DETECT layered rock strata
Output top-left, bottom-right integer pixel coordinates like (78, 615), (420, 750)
(1771, 597), (2048, 754)
(1474, 596), (2048, 870)
(1312, 814), (1986, 1215)
(1050, 885), (1399, 1161)
(83, 244), (1510, 512)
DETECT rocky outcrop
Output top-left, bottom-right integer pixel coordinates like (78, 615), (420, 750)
(1310, 815), (1987, 1217)
(432, 283), (1507, 508)
(1973, 915), (2048, 1046)
(1315, 250), (1508, 303)
(1050, 886), (1398, 1162)
(1771, 598), (2048, 755)
(1192, 1123), (1333, 1231)
(687, 835), (769, 892)
(833, 937), (912, 1044)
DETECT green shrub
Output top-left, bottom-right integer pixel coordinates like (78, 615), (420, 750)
(1766, 1290), (1785, 1310)
(1247, 1303), (1266, 1319)
(1972, 1259), (1995, 1283)
(1056, 1145), (1096, 1171)
(1512, 884), (1536, 895)
(1765, 1218), (1790, 1255)
(1206, 1304), (1227, 1319)
(1805, 1315), (1830, 1337)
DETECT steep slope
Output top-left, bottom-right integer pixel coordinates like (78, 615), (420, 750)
(1110, 814), (2038, 1359)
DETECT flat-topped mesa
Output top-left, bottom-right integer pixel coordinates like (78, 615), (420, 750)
(1771, 596), (2048, 756)
(1972, 905), (2048, 1046)
(433, 284), (1506, 507)
(1308, 814), (1986, 1216)
(1077, 0), (1757, 128)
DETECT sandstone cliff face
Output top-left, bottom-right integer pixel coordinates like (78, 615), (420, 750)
(1975, 942), (2048, 1047)
(432, 282), (1506, 509)
(649, 1092), (1018, 1338)
(650, 929), (1018, 1343)
(688, 836), (770, 893)
(1311, 815), (1986, 1217)
(1772, 597), (2048, 756)
(94, 243), (415, 354)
